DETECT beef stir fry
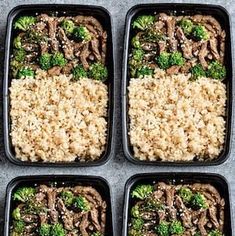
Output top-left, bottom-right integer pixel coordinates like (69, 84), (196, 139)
(11, 185), (106, 236)
(129, 13), (226, 80)
(129, 182), (225, 236)
(11, 14), (108, 81)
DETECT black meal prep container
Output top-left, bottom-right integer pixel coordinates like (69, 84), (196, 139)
(122, 4), (233, 166)
(4, 175), (114, 236)
(3, 4), (114, 167)
(122, 172), (233, 236)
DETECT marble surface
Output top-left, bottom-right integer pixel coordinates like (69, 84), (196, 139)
(0, 0), (234, 235)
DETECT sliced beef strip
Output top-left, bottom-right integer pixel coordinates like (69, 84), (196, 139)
(208, 204), (220, 229)
(46, 188), (59, 223)
(209, 38), (220, 61)
(62, 61), (74, 75)
(219, 30), (226, 63)
(48, 66), (62, 76)
(79, 213), (89, 236)
(37, 14), (50, 22)
(90, 208), (101, 231)
(166, 65), (181, 75)
(198, 41), (209, 69)
(165, 186), (177, 219)
(158, 40), (167, 54)
(140, 211), (158, 220)
(166, 17), (178, 52)
(22, 43), (39, 52)
(100, 201), (107, 233)
(48, 17), (59, 52)
(39, 212), (48, 225)
(142, 42), (158, 51)
(198, 210), (208, 236)
(219, 198), (225, 231)
(91, 38), (102, 61)
(80, 43), (91, 70)
(101, 31), (107, 64)
(21, 214), (38, 223)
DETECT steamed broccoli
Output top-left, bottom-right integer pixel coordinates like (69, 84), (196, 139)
(131, 184), (154, 200)
(50, 223), (66, 236)
(89, 62), (108, 81)
(192, 25), (209, 41)
(156, 52), (170, 69)
(145, 198), (164, 211)
(132, 15), (155, 30)
(132, 218), (144, 231)
(13, 187), (36, 202)
(131, 205), (140, 218)
(145, 29), (165, 42)
(72, 64), (88, 80)
(190, 64), (206, 80)
(17, 67), (35, 79)
(178, 187), (193, 203)
(179, 19), (194, 35)
(132, 48), (144, 61)
(73, 196), (90, 212)
(208, 230), (223, 236)
(13, 36), (22, 49)
(191, 192), (208, 209)
(91, 232), (102, 236)
(14, 49), (26, 62)
(61, 19), (75, 34)
(13, 220), (25, 234)
(136, 66), (154, 78)
(131, 36), (141, 49)
(60, 191), (74, 207)
(129, 58), (141, 77)
(169, 52), (185, 66)
(39, 223), (51, 236)
(51, 52), (67, 67)
(12, 208), (21, 220)
(169, 220), (184, 235)
(39, 53), (52, 70)
(73, 26), (91, 42)
(155, 221), (170, 236)
(207, 61), (226, 80)
(14, 16), (36, 31)
(129, 228), (142, 236)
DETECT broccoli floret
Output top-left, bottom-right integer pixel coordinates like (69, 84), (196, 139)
(208, 229), (223, 236)
(13, 220), (25, 234)
(133, 15), (155, 30)
(145, 198), (164, 211)
(144, 29), (165, 42)
(179, 19), (194, 35)
(129, 58), (141, 77)
(192, 25), (209, 41)
(169, 52), (185, 66)
(13, 187), (36, 202)
(169, 220), (184, 235)
(50, 223), (66, 236)
(190, 64), (206, 80)
(73, 196), (90, 212)
(39, 223), (51, 236)
(61, 19), (75, 34)
(51, 52), (67, 67)
(132, 49), (144, 61)
(131, 205), (140, 218)
(194, 232), (201, 236)
(73, 26), (91, 42)
(72, 65), (88, 80)
(13, 36), (22, 49)
(13, 49), (26, 62)
(91, 232), (102, 236)
(10, 59), (23, 78)
(39, 53), (52, 70)
(131, 184), (154, 199)
(136, 66), (154, 78)
(178, 187), (193, 203)
(129, 228), (142, 236)
(207, 61), (226, 80)
(60, 191), (74, 207)
(191, 192), (208, 209)
(156, 52), (170, 69)
(14, 16), (36, 31)
(132, 218), (144, 231)
(89, 62), (108, 81)
(155, 221), (170, 236)
(131, 36), (141, 49)
(12, 208), (21, 220)
(17, 67), (35, 79)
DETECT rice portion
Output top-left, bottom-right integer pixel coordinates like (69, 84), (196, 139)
(128, 69), (226, 162)
(10, 71), (108, 162)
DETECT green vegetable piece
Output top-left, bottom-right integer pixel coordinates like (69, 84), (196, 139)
(39, 223), (51, 236)
(155, 221), (170, 236)
(131, 36), (141, 48)
(14, 49), (26, 62)
(89, 62), (108, 81)
(169, 52), (185, 66)
(145, 198), (164, 210)
(131, 205), (140, 218)
(13, 187), (36, 202)
(132, 218), (144, 231)
(208, 229), (223, 236)
(190, 64), (206, 80)
(73, 196), (90, 212)
(13, 36), (22, 49)
(136, 66), (154, 78)
(145, 29), (165, 42)
(179, 19), (194, 35)
(91, 232), (102, 236)
(39, 53), (52, 70)
(51, 52), (67, 67)
(169, 220), (184, 235)
(17, 67), (35, 79)
(50, 223), (66, 236)
(178, 187), (193, 203)
(207, 60), (226, 80)
(131, 184), (154, 199)
(194, 232), (201, 236)
(191, 192), (208, 209)
(128, 228), (142, 236)
(132, 15), (155, 30)
(13, 220), (25, 234)
(14, 16), (36, 31)
(73, 26), (91, 42)
(61, 19), (75, 34)
(60, 191), (74, 207)
(72, 64), (88, 80)
(156, 52), (170, 69)
(192, 25), (209, 41)
(12, 208), (21, 220)
(132, 49), (144, 61)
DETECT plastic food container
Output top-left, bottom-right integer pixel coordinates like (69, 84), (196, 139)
(122, 3), (233, 166)
(3, 4), (114, 166)
(122, 172), (232, 235)
(4, 175), (114, 236)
